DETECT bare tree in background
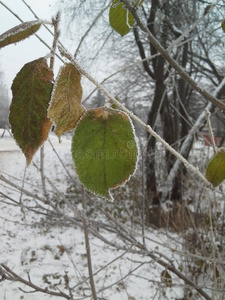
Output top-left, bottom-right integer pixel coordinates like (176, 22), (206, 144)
(58, 0), (225, 212)
(1, 1), (225, 299)
(130, 1), (225, 210)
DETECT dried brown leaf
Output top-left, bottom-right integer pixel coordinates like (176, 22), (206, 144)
(48, 63), (85, 140)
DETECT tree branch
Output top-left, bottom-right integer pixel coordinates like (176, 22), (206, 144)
(159, 76), (225, 203)
(81, 187), (98, 300)
(133, 27), (155, 79)
(122, 0), (225, 113)
(0, 264), (71, 299)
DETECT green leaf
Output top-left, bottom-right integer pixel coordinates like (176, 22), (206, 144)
(109, 0), (135, 36)
(9, 57), (53, 165)
(205, 148), (225, 187)
(48, 63), (85, 140)
(221, 21), (225, 33)
(0, 20), (42, 49)
(71, 107), (138, 200)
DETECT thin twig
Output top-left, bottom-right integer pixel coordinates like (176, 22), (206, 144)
(73, 244), (135, 290)
(48, 138), (75, 183)
(137, 135), (146, 247)
(74, 3), (111, 58)
(205, 108), (217, 154)
(0, 174), (49, 204)
(81, 186), (98, 300)
(159, 76), (225, 203)
(50, 12), (60, 70)
(0, 173), (215, 300)
(167, 1), (220, 52)
(82, 52), (160, 104)
(0, 264), (70, 299)
(19, 164), (27, 204)
(40, 146), (48, 198)
(40, 13), (60, 199)
(122, 0), (225, 113)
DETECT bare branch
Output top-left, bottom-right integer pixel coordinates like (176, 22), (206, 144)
(205, 108), (217, 154)
(122, 0), (225, 113)
(0, 264), (71, 299)
(74, 3), (111, 58)
(81, 187), (98, 300)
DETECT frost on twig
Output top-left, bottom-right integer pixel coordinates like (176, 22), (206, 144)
(205, 108), (217, 154)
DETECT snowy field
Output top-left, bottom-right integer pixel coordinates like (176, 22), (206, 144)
(0, 130), (198, 300)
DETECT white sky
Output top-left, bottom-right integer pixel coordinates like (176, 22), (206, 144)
(0, 0), (57, 95)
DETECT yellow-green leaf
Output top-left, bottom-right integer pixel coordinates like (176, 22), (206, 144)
(221, 21), (225, 33)
(0, 20), (42, 49)
(161, 269), (172, 287)
(71, 107), (138, 200)
(205, 148), (225, 187)
(109, 0), (135, 36)
(9, 57), (53, 165)
(48, 63), (85, 140)
(111, 96), (120, 109)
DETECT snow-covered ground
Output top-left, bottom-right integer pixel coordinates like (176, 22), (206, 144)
(0, 130), (187, 300)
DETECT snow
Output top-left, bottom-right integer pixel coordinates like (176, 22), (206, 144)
(0, 130), (184, 299)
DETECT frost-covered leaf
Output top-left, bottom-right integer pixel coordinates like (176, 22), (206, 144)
(205, 148), (225, 187)
(71, 107), (138, 200)
(109, 0), (135, 36)
(48, 63), (85, 140)
(0, 20), (43, 49)
(9, 57), (53, 165)
(161, 269), (172, 287)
